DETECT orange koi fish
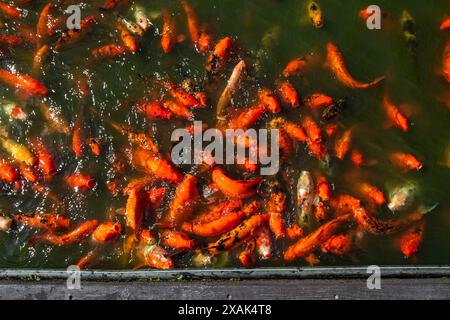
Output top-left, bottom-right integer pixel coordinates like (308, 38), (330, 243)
(92, 44), (126, 59)
(228, 104), (266, 129)
(160, 229), (194, 250)
(76, 250), (97, 269)
(308, 1), (323, 28)
(324, 123), (338, 137)
(302, 116), (322, 144)
(277, 81), (299, 108)
(389, 152), (423, 171)
(440, 18), (450, 31)
(321, 233), (352, 255)
(198, 31), (212, 53)
(20, 165), (38, 183)
(238, 240), (255, 267)
(72, 114), (84, 158)
(180, 0), (200, 46)
(383, 95), (409, 132)
(55, 16), (96, 50)
(136, 101), (172, 120)
(304, 93), (334, 109)
(0, 1), (22, 18)
(326, 42), (385, 89)
(256, 227), (272, 259)
(282, 57), (308, 77)
(30, 139), (56, 177)
(182, 201), (258, 238)
(161, 174), (198, 228)
(32, 45), (50, 75)
(314, 201), (328, 222)
(117, 22), (139, 53)
(38, 102), (70, 135)
(161, 81), (201, 107)
(29, 220), (98, 246)
(125, 188), (143, 233)
(88, 138), (101, 157)
(316, 175), (331, 201)
(206, 37), (232, 74)
(161, 11), (177, 53)
(212, 168), (262, 199)
(0, 69), (48, 96)
(201, 214), (269, 255)
(0, 158), (19, 182)
(15, 213), (70, 230)
(145, 187), (168, 209)
(36, 3), (52, 40)
(358, 183), (386, 206)
(101, 0), (130, 11)
(162, 100), (194, 120)
(286, 224), (303, 239)
(284, 214), (351, 261)
(258, 88), (281, 113)
(139, 229), (174, 269)
(92, 221), (122, 243)
(132, 149), (183, 184)
(267, 190), (286, 239)
(400, 222), (425, 257)
(66, 173), (95, 189)
(335, 128), (352, 160)
(443, 41), (450, 83)
(350, 149), (364, 167)
(0, 34), (23, 46)
(270, 118), (307, 143)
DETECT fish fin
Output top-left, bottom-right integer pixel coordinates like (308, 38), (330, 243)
(419, 203), (439, 215)
(368, 75), (386, 87)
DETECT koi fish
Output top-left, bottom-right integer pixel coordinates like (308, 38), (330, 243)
(443, 41), (450, 83)
(256, 227), (272, 259)
(216, 60), (246, 120)
(0, 215), (12, 232)
(387, 182), (416, 212)
(267, 188), (286, 239)
(258, 88), (281, 114)
(400, 222), (425, 257)
(88, 138), (101, 157)
(160, 80), (201, 107)
(228, 104), (266, 129)
(72, 113), (84, 158)
(14, 213), (70, 230)
(160, 229), (194, 250)
(0, 1), (23, 18)
(0, 158), (19, 182)
(162, 100), (194, 120)
(38, 102), (71, 135)
(30, 139), (56, 177)
(134, 5), (152, 31)
(0, 69), (48, 96)
(350, 149), (364, 167)
(36, 3), (52, 40)
(29, 220), (98, 246)
(316, 175), (331, 201)
(297, 171), (315, 226)
(238, 240), (255, 267)
(304, 93), (334, 109)
(389, 152), (423, 171)
(100, 0), (130, 11)
(335, 128), (352, 160)
(284, 214), (351, 261)
(55, 16), (96, 50)
(161, 174), (198, 228)
(92, 44), (126, 60)
(125, 188), (144, 233)
(180, 0), (200, 47)
(92, 221), (122, 243)
(383, 96), (409, 132)
(0, 137), (36, 166)
(286, 224), (304, 239)
(440, 18), (450, 31)
(161, 11), (176, 53)
(2, 100), (28, 121)
(277, 81), (299, 108)
(19, 165), (38, 183)
(145, 187), (168, 210)
(282, 57), (308, 77)
(270, 118), (307, 143)
(136, 101), (172, 120)
(302, 116), (322, 144)
(206, 36), (232, 74)
(198, 31), (212, 53)
(118, 15), (144, 36)
(400, 11), (417, 55)
(212, 168), (261, 199)
(117, 22), (139, 53)
(0, 34), (23, 46)
(314, 201), (328, 222)
(307, 1), (323, 28)
(32, 45), (50, 75)
(326, 42), (385, 89)
(321, 233), (352, 255)
(322, 98), (345, 121)
(132, 149), (183, 184)
(201, 214), (269, 255)
(66, 173), (95, 189)
(139, 230), (174, 269)
(358, 183), (386, 206)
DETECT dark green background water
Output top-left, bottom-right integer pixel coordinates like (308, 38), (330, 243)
(0, 0), (449, 269)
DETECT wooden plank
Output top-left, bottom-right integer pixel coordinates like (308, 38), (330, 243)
(0, 278), (449, 300)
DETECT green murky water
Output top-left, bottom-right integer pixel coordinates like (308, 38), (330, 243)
(0, 0), (449, 269)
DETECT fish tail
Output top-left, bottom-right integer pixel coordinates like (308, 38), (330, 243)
(368, 75), (386, 87)
(419, 203), (439, 215)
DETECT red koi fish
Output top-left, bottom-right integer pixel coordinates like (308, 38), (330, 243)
(277, 81), (299, 108)
(20, 165), (38, 183)
(136, 101), (172, 120)
(101, 0), (131, 11)
(118, 22), (139, 53)
(0, 34), (23, 46)
(125, 188), (143, 234)
(161, 80), (201, 107)
(443, 41), (450, 83)
(286, 224), (303, 239)
(88, 138), (101, 157)
(228, 104), (267, 129)
(326, 42), (385, 89)
(145, 187), (167, 210)
(316, 175), (332, 201)
(0, 1), (22, 18)
(0, 69), (48, 96)
(206, 37), (232, 74)
(440, 18), (450, 31)
(36, 3), (52, 40)
(132, 149), (183, 184)
(271, 118), (307, 143)
(350, 149), (364, 167)
(55, 16), (96, 50)
(358, 183), (386, 206)
(321, 233), (352, 255)
(335, 128), (352, 160)
(161, 174), (198, 228)
(212, 168), (262, 199)
(92, 44), (126, 59)
(238, 240), (255, 267)
(201, 214), (269, 255)
(267, 190), (286, 239)
(0, 158), (18, 182)
(66, 173), (95, 189)
(92, 221), (122, 243)
(383, 95), (409, 132)
(180, 0), (200, 47)
(29, 220), (98, 246)
(160, 229), (194, 250)
(258, 88), (281, 113)
(302, 116), (322, 144)
(162, 100), (194, 120)
(400, 222), (425, 257)
(30, 139), (56, 178)
(389, 152), (423, 171)
(304, 94), (334, 109)
(284, 214), (352, 261)
(15, 213), (70, 230)
(282, 57), (308, 77)
(161, 11), (177, 53)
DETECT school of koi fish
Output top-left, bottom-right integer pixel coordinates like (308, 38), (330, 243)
(0, 0), (449, 270)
